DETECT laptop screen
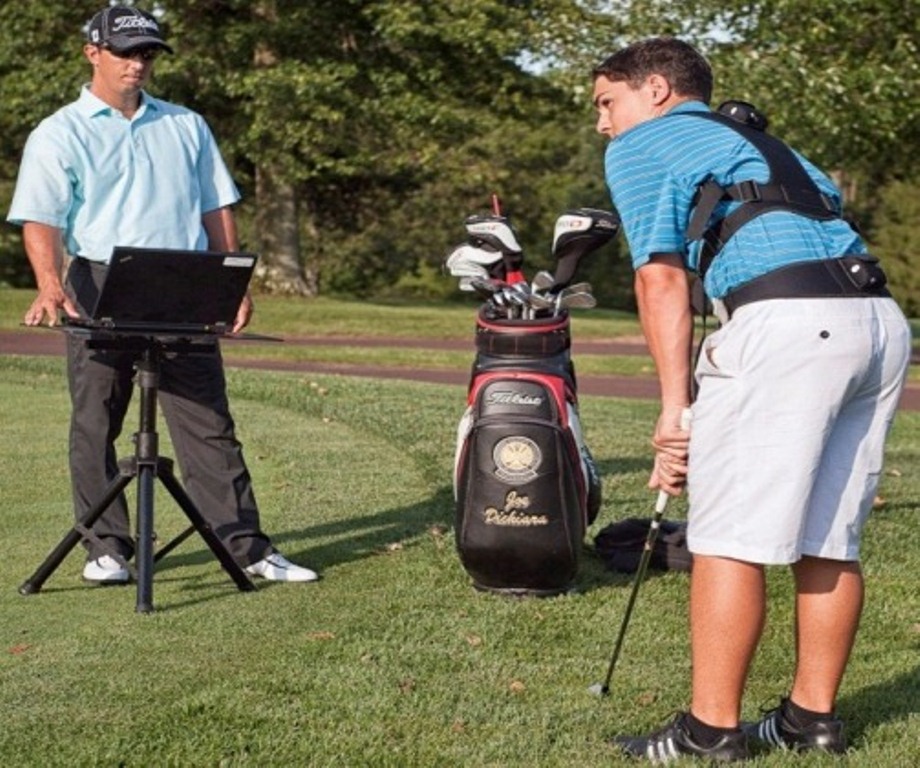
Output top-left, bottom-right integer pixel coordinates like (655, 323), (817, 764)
(88, 247), (258, 330)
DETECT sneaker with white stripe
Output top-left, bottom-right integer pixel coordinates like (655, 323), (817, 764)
(743, 699), (846, 753)
(611, 712), (749, 763)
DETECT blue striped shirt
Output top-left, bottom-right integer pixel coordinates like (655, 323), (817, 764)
(603, 101), (866, 298)
(7, 86), (240, 263)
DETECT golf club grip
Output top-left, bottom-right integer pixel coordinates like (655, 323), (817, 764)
(651, 408), (692, 513)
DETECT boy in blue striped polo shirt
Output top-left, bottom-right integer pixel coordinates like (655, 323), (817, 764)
(592, 37), (910, 762)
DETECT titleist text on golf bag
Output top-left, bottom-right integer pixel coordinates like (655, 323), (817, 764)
(453, 308), (601, 596)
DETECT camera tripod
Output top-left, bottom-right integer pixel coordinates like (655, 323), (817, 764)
(19, 332), (256, 612)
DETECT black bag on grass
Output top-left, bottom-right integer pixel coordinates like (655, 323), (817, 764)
(453, 308), (601, 597)
(594, 517), (692, 573)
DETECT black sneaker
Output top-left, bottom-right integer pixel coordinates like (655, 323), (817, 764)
(611, 712), (750, 763)
(743, 699), (846, 753)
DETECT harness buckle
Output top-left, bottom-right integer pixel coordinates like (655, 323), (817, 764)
(734, 180), (761, 202)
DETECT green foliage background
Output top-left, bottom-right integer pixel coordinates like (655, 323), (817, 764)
(0, 0), (917, 311)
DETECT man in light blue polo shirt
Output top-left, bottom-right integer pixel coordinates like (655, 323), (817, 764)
(591, 37), (910, 762)
(7, 5), (318, 585)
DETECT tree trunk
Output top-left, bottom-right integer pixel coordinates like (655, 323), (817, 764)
(253, 164), (312, 296)
(301, 204), (321, 296)
(829, 169), (857, 206)
(249, 2), (311, 296)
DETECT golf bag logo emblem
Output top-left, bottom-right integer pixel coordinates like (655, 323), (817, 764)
(493, 436), (542, 482)
(485, 389), (544, 407)
(483, 490), (549, 527)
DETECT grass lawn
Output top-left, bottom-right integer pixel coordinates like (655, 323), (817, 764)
(3, 288), (915, 383)
(0, 288), (646, 340)
(1, 348), (918, 766)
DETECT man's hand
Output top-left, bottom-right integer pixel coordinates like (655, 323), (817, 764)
(23, 286), (79, 327)
(20, 222), (77, 326)
(649, 406), (692, 496)
(202, 205), (250, 333)
(232, 293), (253, 333)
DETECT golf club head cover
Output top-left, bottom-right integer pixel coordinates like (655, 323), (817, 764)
(444, 243), (504, 283)
(551, 208), (620, 289)
(464, 214), (525, 280)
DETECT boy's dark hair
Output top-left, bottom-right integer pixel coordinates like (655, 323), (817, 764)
(593, 37), (713, 104)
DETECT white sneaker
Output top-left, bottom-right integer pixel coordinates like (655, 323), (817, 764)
(83, 554), (130, 584)
(245, 552), (319, 582)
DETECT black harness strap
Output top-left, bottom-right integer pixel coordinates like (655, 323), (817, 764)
(682, 111), (840, 279)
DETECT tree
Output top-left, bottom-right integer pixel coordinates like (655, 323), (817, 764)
(0, 1), (100, 285)
(149, 0), (593, 296)
(0, 0), (624, 298)
(539, 0), (920, 312)
(4, 1), (914, 310)
(670, 0), (920, 179)
(870, 180), (920, 315)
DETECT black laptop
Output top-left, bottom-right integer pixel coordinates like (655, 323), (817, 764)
(64, 247), (258, 336)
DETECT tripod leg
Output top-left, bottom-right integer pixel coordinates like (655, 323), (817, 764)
(153, 525), (195, 562)
(135, 463), (157, 613)
(19, 471), (135, 595)
(157, 460), (256, 592)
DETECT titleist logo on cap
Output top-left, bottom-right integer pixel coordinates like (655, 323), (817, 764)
(111, 15), (161, 34)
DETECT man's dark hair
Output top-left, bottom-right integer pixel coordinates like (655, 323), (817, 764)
(593, 37), (713, 104)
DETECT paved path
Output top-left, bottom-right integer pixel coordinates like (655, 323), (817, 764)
(1, 329), (917, 409)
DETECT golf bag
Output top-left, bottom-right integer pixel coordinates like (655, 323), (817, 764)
(453, 307), (602, 596)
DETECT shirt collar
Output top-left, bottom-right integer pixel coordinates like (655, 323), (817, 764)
(612, 100), (710, 143)
(76, 84), (159, 118)
(663, 100), (710, 116)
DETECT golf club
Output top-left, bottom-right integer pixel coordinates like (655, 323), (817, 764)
(467, 276), (507, 301)
(555, 290), (597, 315)
(464, 196), (526, 284)
(465, 216), (523, 255)
(589, 407), (692, 698)
(504, 282), (533, 319)
(490, 285), (513, 316)
(553, 282), (595, 315)
(527, 291), (555, 313)
(468, 276), (506, 294)
(551, 208), (620, 289)
(531, 269), (556, 293)
(445, 243), (504, 274)
(449, 263), (491, 284)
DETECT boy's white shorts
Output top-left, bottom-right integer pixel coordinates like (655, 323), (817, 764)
(688, 297), (911, 564)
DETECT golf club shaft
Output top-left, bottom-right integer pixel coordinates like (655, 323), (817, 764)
(599, 407), (692, 695)
(599, 490), (669, 694)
